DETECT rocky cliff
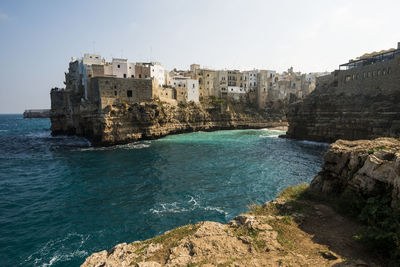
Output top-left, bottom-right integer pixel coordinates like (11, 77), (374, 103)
(51, 100), (286, 146)
(311, 137), (400, 208)
(287, 71), (400, 143)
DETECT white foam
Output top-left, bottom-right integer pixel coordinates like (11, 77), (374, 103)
(150, 196), (227, 217)
(24, 232), (90, 267)
(0, 130), (8, 132)
(299, 140), (329, 146)
(78, 141), (151, 151)
(259, 134), (280, 138)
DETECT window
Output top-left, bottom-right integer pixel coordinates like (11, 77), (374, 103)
(129, 66), (131, 69)
(118, 65), (120, 68)
(114, 85), (117, 89)
(114, 91), (117, 96)
(145, 75), (148, 78)
(123, 74), (127, 78)
(264, 88), (266, 92)
(193, 84), (195, 88)
(127, 90), (133, 97)
(131, 75), (134, 78)
(139, 74), (142, 78)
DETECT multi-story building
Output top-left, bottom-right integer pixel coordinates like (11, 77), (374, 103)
(170, 76), (199, 103)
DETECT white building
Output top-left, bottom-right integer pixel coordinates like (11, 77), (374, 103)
(128, 62), (135, 78)
(150, 62), (166, 86)
(171, 76), (199, 103)
(112, 58), (128, 78)
(248, 70), (258, 88)
(186, 79), (199, 102)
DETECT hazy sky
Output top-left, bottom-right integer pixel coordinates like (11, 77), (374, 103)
(0, 0), (399, 113)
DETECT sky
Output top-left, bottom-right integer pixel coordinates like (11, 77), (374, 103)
(0, 0), (399, 113)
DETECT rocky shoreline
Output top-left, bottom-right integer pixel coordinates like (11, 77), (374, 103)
(81, 137), (400, 266)
(51, 100), (287, 146)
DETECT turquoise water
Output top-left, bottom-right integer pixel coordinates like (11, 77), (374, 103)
(0, 114), (328, 266)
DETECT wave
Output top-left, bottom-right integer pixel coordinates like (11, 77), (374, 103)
(0, 129), (8, 132)
(259, 134), (280, 138)
(149, 196), (228, 217)
(26, 131), (51, 138)
(78, 141), (151, 151)
(24, 232), (89, 267)
(298, 140), (330, 146)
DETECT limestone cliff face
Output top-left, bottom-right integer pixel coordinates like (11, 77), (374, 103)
(310, 138), (400, 208)
(286, 83), (400, 143)
(51, 100), (285, 146)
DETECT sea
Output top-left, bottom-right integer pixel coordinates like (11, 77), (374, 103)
(0, 114), (329, 266)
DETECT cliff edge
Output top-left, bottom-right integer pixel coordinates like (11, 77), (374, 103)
(51, 99), (286, 146)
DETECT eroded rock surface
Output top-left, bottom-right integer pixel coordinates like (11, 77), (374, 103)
(81, 199), (380, 267)
(51, 100), (286, 146)
(310, 137), (400, 208)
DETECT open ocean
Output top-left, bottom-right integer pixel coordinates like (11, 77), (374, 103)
(0, 114), (328, 266)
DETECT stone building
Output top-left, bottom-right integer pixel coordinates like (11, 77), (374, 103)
(170, 76), (199, 103)
(88, 77), (156, 109)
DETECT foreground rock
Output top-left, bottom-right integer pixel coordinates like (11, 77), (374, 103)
(82, 189), (382, 267)
(311, 137), (400, 208)
(51, 100), (285, 146)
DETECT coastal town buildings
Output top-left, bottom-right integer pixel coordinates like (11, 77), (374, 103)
(55, 53), (327, 113)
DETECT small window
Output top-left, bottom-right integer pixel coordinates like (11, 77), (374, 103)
(118, 65), (120, 68)
(145, 75), (148, 78)
(114, 85), (117, 89)
(127, 90), (133, 97)
(139, 74), (142, 78)
(114, 91), (117, 96)
(129, 66), (131, 69)
(123, 74), (127, 78)
(193, 84), (195, 88)
(131, 75), (134, 78)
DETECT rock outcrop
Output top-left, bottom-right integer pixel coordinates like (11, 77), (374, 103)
(81, 199), (379, 267)
(51, 100), (286, 146)
(23, 109), (50, 118)
(310, 137), (400, 208)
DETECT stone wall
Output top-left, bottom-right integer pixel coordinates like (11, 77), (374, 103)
(286, 54), (400, 142)
(89, 77), (154, 109)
